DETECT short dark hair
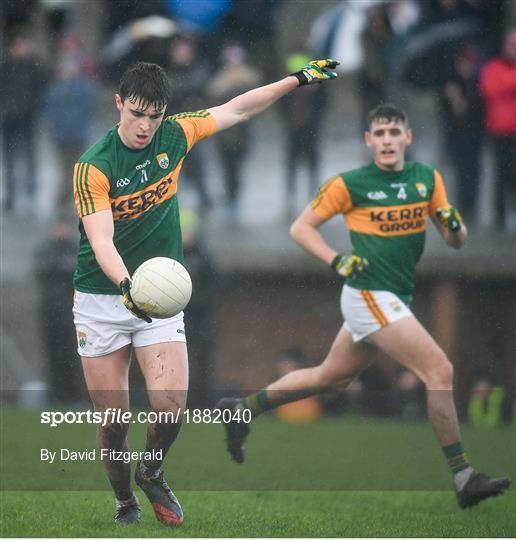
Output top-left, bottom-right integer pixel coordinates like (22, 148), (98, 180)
(367, 104), (408, 130)
(119, 62), (170, 111)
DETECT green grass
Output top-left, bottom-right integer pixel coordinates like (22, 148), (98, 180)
(0, 408), (514, 537)
(1, 490), (514, 537)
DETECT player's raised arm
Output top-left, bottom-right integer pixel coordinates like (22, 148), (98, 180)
(208, 59), (339, 131)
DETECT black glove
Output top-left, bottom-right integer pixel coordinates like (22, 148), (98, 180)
(119, 277), (152, 323)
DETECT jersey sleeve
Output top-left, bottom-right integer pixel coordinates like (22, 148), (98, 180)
(310, 175), (353, 219)
(73, 162), (111, 218)
(169, 110), (217, 151)
(428, 169), (449, 216)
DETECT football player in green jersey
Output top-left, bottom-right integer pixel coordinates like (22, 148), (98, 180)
(71, 59), (339, 526)
(218, 104), (510, 509)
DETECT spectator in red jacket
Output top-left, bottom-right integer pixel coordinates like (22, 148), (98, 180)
(480, 29), (516, 229)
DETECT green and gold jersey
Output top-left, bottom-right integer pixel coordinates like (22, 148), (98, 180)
(311, 161), (449, 304)
(73, 111), (217, 294)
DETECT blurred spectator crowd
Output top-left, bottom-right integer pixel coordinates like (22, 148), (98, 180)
(1, 0), (515, 417)
(1, 0), (515, 229)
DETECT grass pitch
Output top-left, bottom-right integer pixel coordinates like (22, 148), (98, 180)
(1, 490), (514, 537)
(0, 409), (514, 537)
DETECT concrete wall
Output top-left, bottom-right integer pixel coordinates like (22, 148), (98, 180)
(208, 273), (515, 417)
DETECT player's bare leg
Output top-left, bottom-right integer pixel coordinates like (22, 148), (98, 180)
(133, 341), (188, 526)
(82, 345), (140, 524)
(217, 326), (372, 463)
(261, 326), (372, 405)
(368, 316), (459, 444)
(369, 315), (510, 508)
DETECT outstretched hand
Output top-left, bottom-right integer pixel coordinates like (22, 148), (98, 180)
(291, 59), (340, 86)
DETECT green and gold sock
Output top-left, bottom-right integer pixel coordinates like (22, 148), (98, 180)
(443, 441), (470, 474)
(243, 389), (273, 417)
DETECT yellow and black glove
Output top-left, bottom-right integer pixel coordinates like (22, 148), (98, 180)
(331, 254), (368, 280)
(436, 205), (463, 232)
(291, 59), (339, 86)
(119, 277), (152, 323)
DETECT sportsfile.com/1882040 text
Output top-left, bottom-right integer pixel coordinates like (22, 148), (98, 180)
(40, 407), (251, 428)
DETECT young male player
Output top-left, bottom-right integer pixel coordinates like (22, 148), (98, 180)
(72, 59), (338, 526)
(218, 104), (511, 509)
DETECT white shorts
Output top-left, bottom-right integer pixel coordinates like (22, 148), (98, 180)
(73, 290), (186, 357)
(340, 285), (412, 342)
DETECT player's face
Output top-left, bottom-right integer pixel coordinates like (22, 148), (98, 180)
(365, 120), (412, 171)
(115, 94), (166, 150)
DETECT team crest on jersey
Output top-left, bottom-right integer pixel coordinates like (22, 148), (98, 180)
(416, 183), (427, 197)
(78, 331), (87, 348)
(156, 153), (169, 169)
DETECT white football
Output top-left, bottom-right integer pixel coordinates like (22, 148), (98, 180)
(130, 257), (192, 319)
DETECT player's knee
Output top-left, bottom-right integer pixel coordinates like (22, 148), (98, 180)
(148, 390), (185, 419)
(149, 406), (183, 426)
(148, 392), (185, 421)
(313, 365), (346, 391)
(424, 355), (453, 390)
(311, 366), (328, 390)
(333, 375), (355, 391)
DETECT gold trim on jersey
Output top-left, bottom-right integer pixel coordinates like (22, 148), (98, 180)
(172, 112), (217, 152)
(73, 163), (111, 217)
(345, 202), (429, 236)
(311, 175), (352, 214)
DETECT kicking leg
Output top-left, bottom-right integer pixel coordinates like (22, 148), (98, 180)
(251, 326), (371, 411)
(369, 315), (510, 508)
(82, 346), (140, 524)
(133, 341), (188, 525)
(217, 325), (372, 463)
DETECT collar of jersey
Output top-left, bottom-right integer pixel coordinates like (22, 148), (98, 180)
(370, 160), (413, 176)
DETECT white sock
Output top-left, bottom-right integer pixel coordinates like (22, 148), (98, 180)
(454, 466), (474, 491)
(116, 494), (136, 507)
